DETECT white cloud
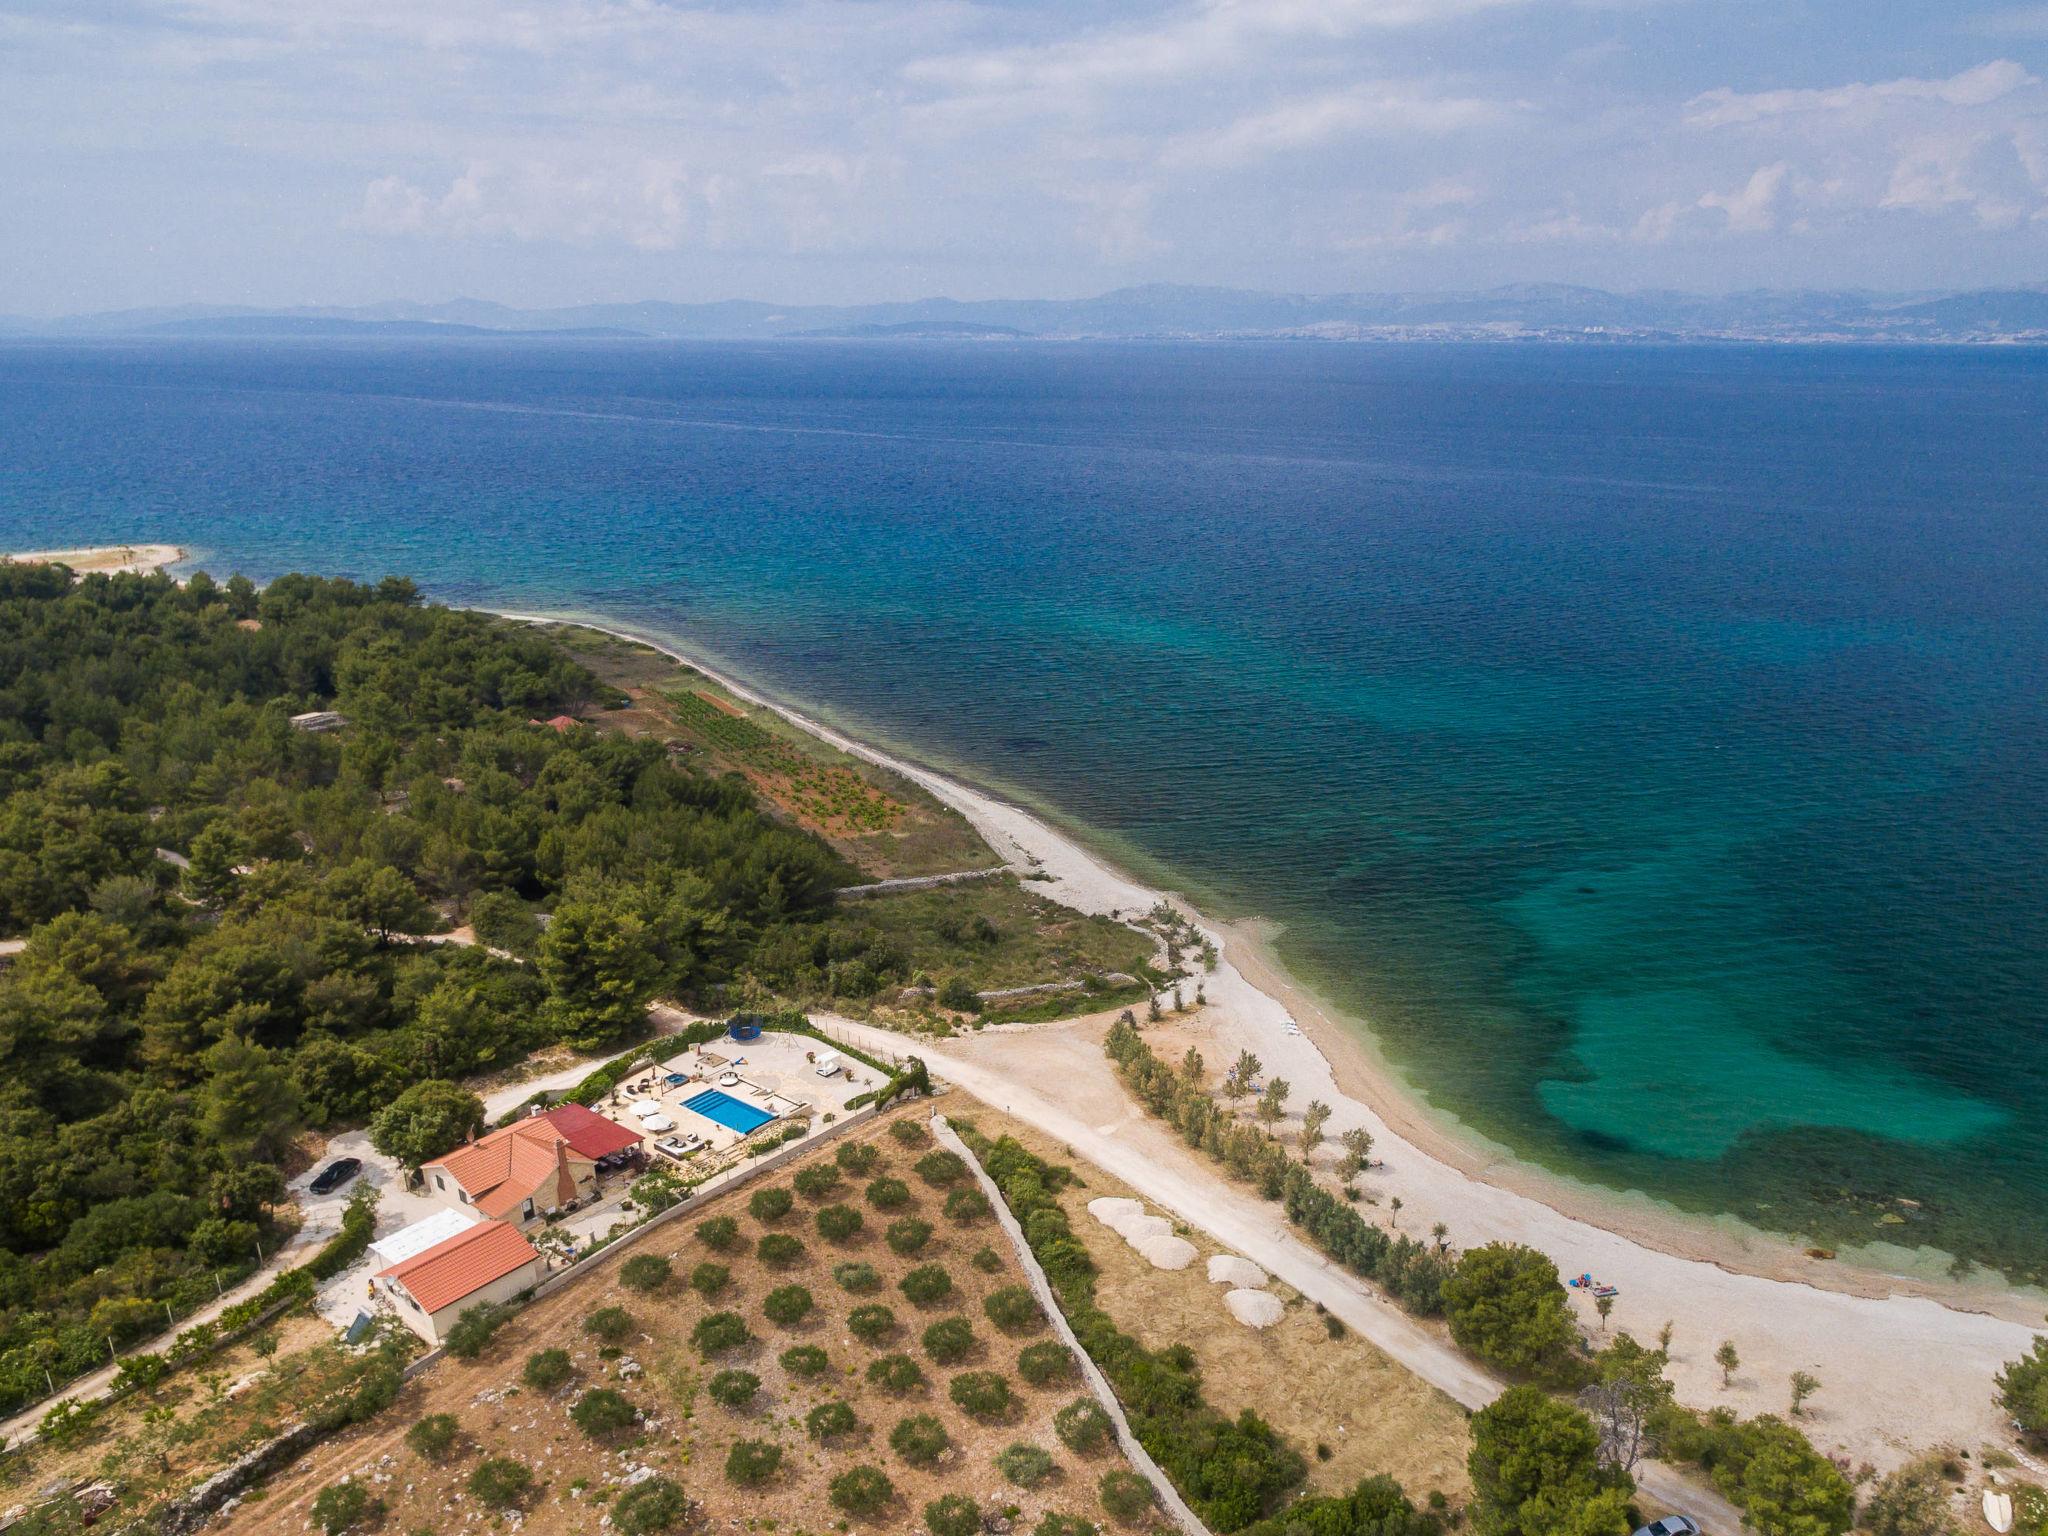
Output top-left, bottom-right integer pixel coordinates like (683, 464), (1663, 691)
(1164, 86), (1508, 167)
(1697, 162), (1790, 231)
(1686, 60), (2033, 129)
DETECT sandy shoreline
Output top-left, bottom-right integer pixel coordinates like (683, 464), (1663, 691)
(3, 542), (185, 575)
(487, 601), (2048, 1470)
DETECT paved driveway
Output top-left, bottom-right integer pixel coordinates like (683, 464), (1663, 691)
(288, 1130), (443, 1329)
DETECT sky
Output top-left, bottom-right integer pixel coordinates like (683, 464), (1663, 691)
(2, 0), (2046, 313)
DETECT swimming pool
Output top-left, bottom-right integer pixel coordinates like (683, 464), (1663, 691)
(681, 1088), (777, 1135)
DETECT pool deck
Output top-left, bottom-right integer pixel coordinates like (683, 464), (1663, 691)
(590, 1030), (877, 1164)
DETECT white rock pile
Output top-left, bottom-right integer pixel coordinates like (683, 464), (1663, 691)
(1206, 1255), (1268, 1288)
(1224, 1289), (1285, 1328)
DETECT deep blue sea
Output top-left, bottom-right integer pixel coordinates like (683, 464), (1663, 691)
(4, 338), (2045, 1278)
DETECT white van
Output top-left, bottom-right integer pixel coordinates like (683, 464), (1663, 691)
(814, 1051), (843, 1079)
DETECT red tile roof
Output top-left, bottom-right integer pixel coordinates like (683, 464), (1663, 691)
(428, 1121), (589, 1220)
(376, 1219), (540, 1315)
(541, 1103), (645, 1161)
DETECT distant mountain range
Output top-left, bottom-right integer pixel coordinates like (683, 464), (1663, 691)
(5, 282), (2048, 343)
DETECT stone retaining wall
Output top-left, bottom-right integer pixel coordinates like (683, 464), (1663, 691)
(932, 1114), (1210, 1536)
(836, 867), (1006, 899)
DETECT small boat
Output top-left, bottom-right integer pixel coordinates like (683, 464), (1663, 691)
(1984, 1489), (2014, 1533)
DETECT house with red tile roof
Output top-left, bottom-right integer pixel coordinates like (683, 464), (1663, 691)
(374, 1219), (546, 1345)
(421, 1118), (602, 1224)
(538, 1103), (645, 1164)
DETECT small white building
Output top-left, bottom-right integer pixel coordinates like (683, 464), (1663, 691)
(367, 1206), (481, 1270)
(373, 1218), (546, 1345)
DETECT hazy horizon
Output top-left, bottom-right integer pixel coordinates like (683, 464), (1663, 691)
(4, 0), (2046, 316)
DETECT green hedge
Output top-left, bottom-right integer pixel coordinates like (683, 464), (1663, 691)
(955, 1123), (1308, 1532)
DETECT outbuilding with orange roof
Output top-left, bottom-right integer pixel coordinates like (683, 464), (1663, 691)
(373, 1219), (546, 1345)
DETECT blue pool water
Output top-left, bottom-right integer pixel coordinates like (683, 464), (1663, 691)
(682, 1089), (777, 1135)
(2, 338), (2044, 1277)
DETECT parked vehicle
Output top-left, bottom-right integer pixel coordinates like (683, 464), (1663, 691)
(1631, 1518), (1701, 1536)
(814, 1051), (842, 1079)
(309, 1157), (362, 1195)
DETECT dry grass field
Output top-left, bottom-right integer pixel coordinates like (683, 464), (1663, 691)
(210, 1104), (1166, 1536)
(958, 1106), (1476, 1514)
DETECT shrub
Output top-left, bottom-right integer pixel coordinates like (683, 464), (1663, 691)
(970, 1245), (1004, 1273)
(795, 1164), (843, 1200)
(313, 1480), (383, 1535)
(764, 1283), (815, 1326)
(443, 1301), (512, 1360)
(939, 976), (981, 1011)
(830, 1464), (895, 1517)
(585, 1305), (635, 1344)
(613, 1475), (691, 1535)
(889, 1119), (930, 1147)
(757, 1232), (805, 1268)
(1054, 1397), (1112, 1453)
(915, 1151), (968, 1186)
(468, 1457), (534, 1509)
(834, 1260), (882, 1293)
(817, 1204), (864, 1242)
(808, 1398), (859, 1440)
(891, 1411), (951, 1466)
(945, 1186), (991, 1223)
(837, 1141), (882, 1175)
(885, 1217), (935, 1256)
(848, 1303), (898, 1343)
(691, 1310), (752, 1356)
(1019, 1341), (1078, 1386)
(926, 1494), (982, 1536)
(867, 1176), (912, 1210)
(867, 1352), (926, 1394)
(524, 1348), (573, 1390)
(1099, 1469), (1154, 1524)
(725, 1438), (783, 1487)
(996, 1441), (1057, 1487)
(781, 1343), (831, 1377)
(708, 1369), (761, 1407)
(404, 1412), (461, 1461)
(571, 1387), (639, 1438)
(689, 1261), (731, 1297)
(37, 1400), (100, 1449)
(1861, 1459), (1954, 1536)
(950, 1370), (1015, 1421)
(1035, 1515), (1100, 1536)
(900, 1264), (954, 1306)
(1442, 1243), (1581, 1384)
(750, 1185), (795, 1222)
(1999, 1337), (2048, 1436)
(620, 1253), (672, 1292)
(697, 1215), (741, 1251)
(984, 1285), (1043, 1334)
(923, 1316), (977, 1365)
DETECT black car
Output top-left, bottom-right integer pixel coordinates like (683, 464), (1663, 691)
(309, 1157), (363, 1195)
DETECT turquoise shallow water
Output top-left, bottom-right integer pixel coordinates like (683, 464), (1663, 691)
(2, 339), (2044, 1276)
